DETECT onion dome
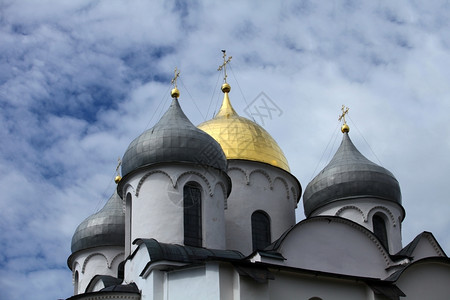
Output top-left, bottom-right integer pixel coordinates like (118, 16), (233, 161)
(198, 83), (290, 172)
(303, 132), (401, 217)
(71, 192), (125, 253)
(121, 97), (227, 177)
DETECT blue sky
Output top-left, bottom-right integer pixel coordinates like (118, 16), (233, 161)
(1, 1), (450, 299)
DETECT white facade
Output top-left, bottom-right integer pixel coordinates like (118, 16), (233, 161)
(119, 162), (230, 256)
(69, 246), (124, 295)
(311, 198), (405, 253)
(225, 160), (300, 255)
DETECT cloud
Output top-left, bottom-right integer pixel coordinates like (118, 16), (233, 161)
(1, 1), (450, 299)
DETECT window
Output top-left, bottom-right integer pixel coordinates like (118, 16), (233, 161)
(251, 211), (271, 251)
(74, 271), (79, 294)
(184, 183), (202, 247)
(125, 193), (132, 256)
(373, 214), (388, 250)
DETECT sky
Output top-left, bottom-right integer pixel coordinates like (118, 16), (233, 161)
(1, 1), (449, 299)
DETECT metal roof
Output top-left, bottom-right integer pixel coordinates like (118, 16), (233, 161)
(134, 238), (244, 263)
(71, 192), (125, 253)
(121, 98), (227, 177)
(303, 133), (402, 217)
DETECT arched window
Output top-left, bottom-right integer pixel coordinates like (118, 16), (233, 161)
(184, 182), (202, 247)
(125, 193), (132, 256)
(309, 297), (323, 300)
(251, 211), (271, 251)
(74, 270), (79, 295)
(373, 213), (388, 250)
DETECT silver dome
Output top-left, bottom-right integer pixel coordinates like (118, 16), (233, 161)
(303, 133), (401, 217)
(71, 192), (125, 253)
(121, 98), (227, 177)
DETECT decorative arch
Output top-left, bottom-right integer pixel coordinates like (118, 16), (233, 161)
(176, 171), (213, 196)
(109, 252), (125, 269)
(299, 217), (392, 267)
(135, 170), (174, 197)
(72, 261), (81, 276)
(274, 176), (290, 200)
(215, 181), (228, 209)
(367, 206), (397, 227)
(120, 183), (135, 200)
(82, 253), (108, 274)
(228, 166), (248, 184)
(335, 205), (366, 221)
(249, 169), (273, 189)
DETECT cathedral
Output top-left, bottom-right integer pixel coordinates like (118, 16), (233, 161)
(67, 58), (450, 299)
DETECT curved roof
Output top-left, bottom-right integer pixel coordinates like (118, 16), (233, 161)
(198, 90), (290, 172)
(303, 132), (401, 217)
(71, 192), (125, 253)
(121, 98), (227, 177)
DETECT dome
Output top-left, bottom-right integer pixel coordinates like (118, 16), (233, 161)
(303, 132), (401, 217)
(197, 90), (290, 172)
(71, 192), (125, 253)
(121, 98), (227, 177)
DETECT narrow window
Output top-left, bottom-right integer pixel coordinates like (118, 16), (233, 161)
(74, 270), (79, 295)
(184, 183), (202, 247)
(373, 214), (389, 250)
(251, 211), (271, 251)
(125, 193), (132, 256)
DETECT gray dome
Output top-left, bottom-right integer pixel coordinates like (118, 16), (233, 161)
(71, 192), (125, 253)
(303, 133), (401, 217)
(121, 98), (227, 177)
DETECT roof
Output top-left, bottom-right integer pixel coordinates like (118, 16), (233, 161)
(133, 238), (245, 264)
(71, 192), (125, 254)
(198, 90), (291, 172)
(121, 98), (227, 177)
(303, 132), (402, 216)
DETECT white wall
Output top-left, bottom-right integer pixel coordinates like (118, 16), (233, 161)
(311, 198), (404, 253)
(225, 160), (300, 255)
(119, 163), (230, 254)
(70, 246), (124, 295)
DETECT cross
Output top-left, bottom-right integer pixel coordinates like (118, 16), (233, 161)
(171, 67), (180, 88)
(116, 157), (122, 175)
(217, 50), (232, 83)
(338, 105), (349, 124)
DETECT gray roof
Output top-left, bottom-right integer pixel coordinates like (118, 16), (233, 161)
(121, 98), (227, 177)
(71, 192), (125, 253)
(134, 238), (244, 264)
(303, 133), (401, 217)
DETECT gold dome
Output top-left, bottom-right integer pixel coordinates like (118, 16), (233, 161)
(198, 90), (290, 172)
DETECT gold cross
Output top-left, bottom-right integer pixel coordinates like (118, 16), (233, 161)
(116, 157), (122, 175)
(217, 50), (232, 83)
(338, 105), (349, 124)
(171, 67), (180, 88)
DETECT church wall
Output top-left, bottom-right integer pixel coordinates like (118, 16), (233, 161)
(268, 270), (369, 300)
(121, 163), (228, 253)
(70, 246), (124, 295)
(225, 160), (299, 255)
(277, 218), (392, 278)
(395, 260), (450, 299)
(311, 198), (404, 253)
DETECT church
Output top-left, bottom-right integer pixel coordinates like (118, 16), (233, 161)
(66, 56), (450, 300)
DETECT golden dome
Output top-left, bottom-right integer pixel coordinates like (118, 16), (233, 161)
(198, 90), (290, 172)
